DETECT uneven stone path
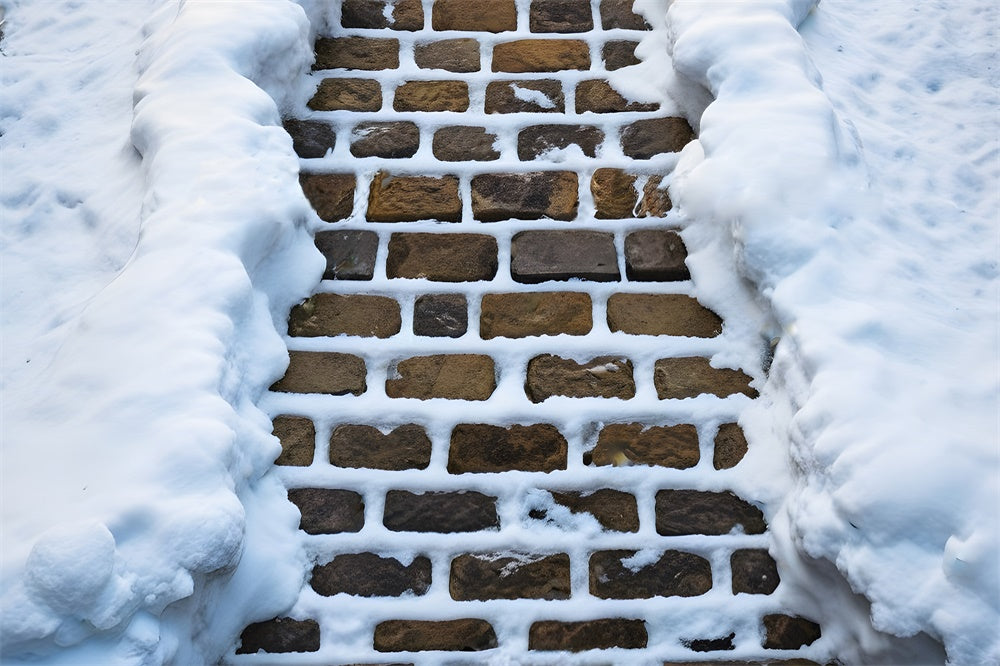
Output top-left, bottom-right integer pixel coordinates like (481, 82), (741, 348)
(229, 1), (826, 663)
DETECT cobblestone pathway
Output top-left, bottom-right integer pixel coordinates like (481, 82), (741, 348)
(229, 1), (826, 664)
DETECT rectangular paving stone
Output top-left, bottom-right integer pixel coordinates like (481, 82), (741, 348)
(300, 173), (356, 222)
(414, 293), (467, 337)
(288, 488), (364, 534)
(315, 230), (377, 281)
(433, 126), (500, 161)
(433, 0), (516, 31)
(368, 172), (461, 222)
(374, 619), (498, 652)
(288, 293), (401, 338)
(636, 174), (672, 216)
(600, 0), (651, 29)
(314, 37), (399, 71)
(511, 230), (618, 282)
(625, 229), (689, 281)
(525, 354), (635, 402)
(591, 168), (638, 219)
(607, 293), (722, 337)
(653, 357), (758, 399)
(386, 233), (498, 281)
(448, 423), (568, 473)
(330, 424), (432, 470)
(308, 78), (382, 111)
(538, 489), (639, 532)
(655, 489), (767, 536)
(731, 549), (780, 595)
(603, 40), (641, 70)
(393, 80), (469, 112)
(350, 121), (419, 158)
(589, 550), (712, 599)
(517, 124), (603, 159)
(621, 117), (695, 159)
(590, 423), (699, 468)
(236, 618), (320, 654)
(480, 292), (592, 339)
(576, 79), (658, 113)
(272, 415), (316, 467)
(485, 80), (565, 113)
(283, 119), (336, 158)
(529, 0), (594, 33)
(384, 490), (499, 532)
(451, 553), (571, 600)
(472, 172), (577, 221)
(714, 422), (749, 469)
(341, 0), (424, 30)
(529, 618), (647, 651)
(311, 553), (431, 597)
(415, 38), (481, 72)
(270, 351), (366, 395)
(386, 354), (496, 400)
(763, 615), (822, 650)
(492, 39), (590, 72)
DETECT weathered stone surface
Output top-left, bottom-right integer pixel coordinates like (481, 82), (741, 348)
(732, 549), (780, 595)
(271, 351), (366, 396)
(283, 119), (336, 158)
(529, 0), (593, 33)
(493, 39), (590, 72)
(451, 553), (571, 600)
(300, 173), (356, 222)
(414, 293), (467, 337)
(529, 618), (647, 651)
(374, 619), (498, 652)
(311, 553), (431, 597)
(763, 615), (822, 650)
(664, 661), (821, 666)
(592, 168), (638, 219)
(315, 230), (378, 281)
(683, 633), (736, 652)
(472, 172), (577, 221)
(308, 78), (382, 111)
(341, 0), (424, 30)
(655, 490), (766, 536)
(511, 230), (618, 282)
(638, 175), (672, 216)
(600, 0), (650, 29)
(525, 355), (635, 402)
(350, 121), (419, 158)
(329, 424), (432, 470)
(603, 40), (641, 70)
(589, 550), (712, 599)
(288, 488), (364, 534)
(314, 37), (400, 71)
(433, 126), (500, 161)
(415, 38), (481, 72)
(236, 618), (320, 654)
(485, 79), (565, 113)
(606, 293), (722, 337)
(654, 357), (758, 399)
(273, 415), (315, 466)
(480, 292), (592, 339)
(393, 80), (469, 112)
(384, 490), (499, 532)
(576, 79), (658, 113)
(621, 117), (695, 159)
(368, 172), (461, 222)
(590, 423), (699, 468)
(288, 294), (401, 338)
(625, 229), (689, 281)
(386, 233), (498, 281)
(537, 489), (640, 532)
(387, 354), (496, 400)
(714, 422), (749, 470)
(432, 0), (516, 32)
(448, 423), (568, 473)
(517, 124), (604, 159)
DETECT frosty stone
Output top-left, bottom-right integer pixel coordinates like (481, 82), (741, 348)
(625, 229), (689, 281)
(236, 618), (320, 654)
(432, 0), (516, 32)
(384, 490), (499, 532)
(307, 78), (382, 111)
(375, 619), (498, 652)
(511, 230), (618, 282)
(655, 489), (767, 536)
(415, 38), (481, 72)
(606, 293), (722, 337)
(393, 80), (469, 112)
(590, 423), (699, 468)
(449, 423), (568, 473)
(313, 37), (399, 70)
(329, 424), (432, 470)
(763, 615), (822, 649)
(270, 351), (366, 396)
(731, 549), (781, 595)
(529, 618), (647, 651)
(493, 39), (590, 72)
(589, 550), (712, 598)
(450, 553), (571, 600)
(529, 0), (594, 34)
(620, 117), (695, 159)
(387, 233), (497, 281)
(714, 422), (750, 469)
(350, 121), (419, 158)
(517, 124), (604, 159)
(526, 354), (635, 402)
(299, 173), (356, 222)
(538, 489), (640, 532)
(485, 79), (565, 113)
(288, 488), (364, 534)
(480, 292), (592, 339)
(576, 79), (659, 113)
(386, 354), (496, 400)
(287, 293), (401, 338)
(314, 230), (377, 281)
(654, 357), (758, 399)
(414, 293), (468, 337)
(272, 415), (315, 466)
(311, 553), (431, 597)
(283, 119), (335, 158)
(433, 126), (500, 161)
(472, 172), (578, 221)
(367, 172), (461, 222)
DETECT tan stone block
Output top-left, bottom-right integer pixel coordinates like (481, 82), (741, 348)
(386, 233), (498, 282)
(432, 0), (516, 32)
(590, 550), (711, 599)
(525, 354), (635, 402)
(448, 423), (567, 473)
(606, 293), (722, 337)
(480, 292), (592, 339)
(529, 618), (647, 651)
(415, 38), (481, 72)
(387, 354), (496, 400)
(433, 126), (500, 161)
(288, 294), (400, 339)
(450, 553), (570, 600)
(590, 423), (699, 468)
(299, 173), (356, 222)
(341, 0), (424, 30)
(471, 171), (577, 221)
(329, 424), (432, 470)
(653, 357), (757, 399)
(492, 39), (590, 72)
(576, 79), (658, 113)
(367, 172), (461, 222)
(714, 422), (749, 469)
(541, 489), (639, 532)
(374, 619), (498, 652)
(307, 78), (382, 111)
(393, 80), (469, 112)
(313, 37), (399, 70)
(485, 79), (565, 113)
(591, 168), (638, 219)
(638, 174), (671, 216)
(655, 489), (766, 536)
(270, 351), (366, 395)
(272, 415), (315, 466)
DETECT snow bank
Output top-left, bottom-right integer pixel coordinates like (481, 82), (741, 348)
(665, 0), (999, 663)
(1, 0), (322, 662)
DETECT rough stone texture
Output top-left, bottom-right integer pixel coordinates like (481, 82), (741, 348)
(763, 615), (822, 650)
(600, 0), (650, 29)
(236, 618), (320, 654)
(386, 354), (496, 400)
(493, 39), (590, 72)
(393, 80), (469, 112)
(625, 229), (690, 281)
(576, 79), (658, 113)
(414, 293), (467, 337)
(529, 0), (594, 33)
(433, 126), (500, 161)
(517, 124), (604, 159)
(714, 422), (749, 470)
(314, 37), (400, 71)
(591, 168), (638, 219)
(525, 355), (635, 402)
(638, 175), (672, 216)
(374, 619), (498, 652)
(731, 549), (780, 595)
(529, 619), (647, 651)
(273, 415), (316, 467)
(590, 423), (699, 468)
(655, 490), (767, 536)
(540, 489), (640, 532)
(329, 424), (432, 470)
(621, 117), (695, 159)
(448, 423), (568, 473)
(664, 661), (821, 666)
(480, 292), (592, 339)
(350, 121), (419, 158)
(683, 633), (736, 652)
(311, 553), (431, 597)
(485, 79), (565, 113)
(342, 0), (424, 30)
(288, 294), (401, 338)
(606, 293), (722, 337)
(603, 40), (641, 70)
(653, 357), (758, 399)
(300, 173), (356, 222)
(308, 78), (382, 111)
(511, 230), (618, 282)
(288, 488), (365, 534)
(386, 233), (498, 281)
(432, 0), (516, 32)
(589, 550), (712, 599)
(384, 490), (499, 532)
(283, 119), (336, 158)
(315, 230), (378, 281)
(270, 351), (366, 396)
(367, 172), (461, 222)
(472, 172), (578, 221)
(451, 553), (571, 600)
(415, 38), (481, 72)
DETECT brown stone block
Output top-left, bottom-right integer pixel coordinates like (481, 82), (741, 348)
(273, 415), (315, 466)
(342, 0), (424, 30)
(621, 117), (695, 159)
(308, 78), (382, 111)
(485, 79), (565, 113)
(576, 79), (658, 113)
(600, 0), (650, 29)
(368, 172), (461, 222)
(384, 490), (499, 532)
(529, 0), (594, 33)
(311, 553), (431, 597)
(763, 615), (822, 650)
(529, 618), (647, 651)
(535, 489), (640, 532)
(386, 233), (497, 281)
(271, 351), (366, 396)
(283, 119), (336, 158)
(480, 292), (592, 339)
(314, 37), (400, 71)
(655, 489), (766, 536)
(330, 424), (432, 470)
(315, 230), (378, 281)
(714, 422), (749, 469)
(236, 617), (320, 654)
(590, 423), (699, 468)
(351, 121), (419, 158)
(607, 293), (722, 337)
(300, 173), (356, 222)
(683, 632), (736, 652)
(603, 40), (641, 70)
(638, 175), (672, 216)
(433, 0), (516, 31)
(414, 294), (467, 337)
(591, 168), (638, 219)
(526, 354), (635, 402)
(511, 230), (618, 282)
(433, 126), (500, 161)
(732, 549), (780, 595)
(288, 294), (401, 338)
(393, 80), (469, 112)
(472, 171), (577, 221)
(374, 619), (498, 652)
(517, 124), (604, 159)
(589, 550), (711, 599)
(387, 354), (496, 400)
(451, 553), (571, 600)
(415, 38), (481, 72)
(654, 357), (758, 399)
(625, 229), (689, 281)
(448, 423), (568, 473)
(493, 39), (590, 72)
(288, 488), (364, 534)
